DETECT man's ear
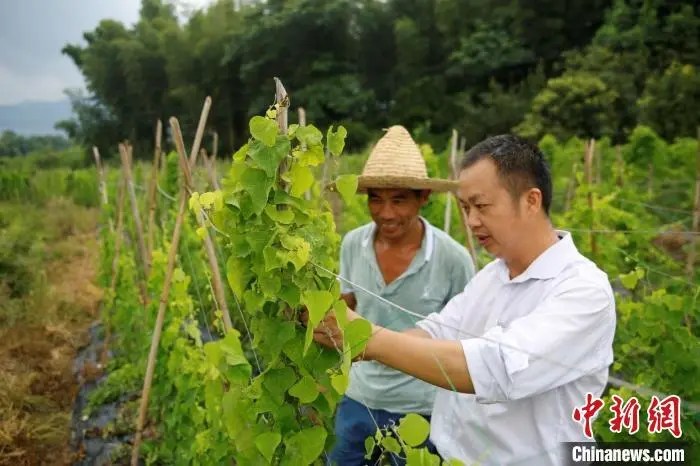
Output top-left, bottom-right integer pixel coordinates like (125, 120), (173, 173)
(524, 187), (543, 215)
(419, 189), (431, 204)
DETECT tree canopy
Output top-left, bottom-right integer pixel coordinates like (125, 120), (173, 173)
(58, 0), (700, 159)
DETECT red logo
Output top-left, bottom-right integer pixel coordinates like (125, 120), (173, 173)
(647, 395), (682, 438)
(609, 394), (641, 435)
(572, 393), (605, 439)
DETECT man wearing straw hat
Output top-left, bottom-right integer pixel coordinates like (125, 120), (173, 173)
(311, 134), (616, 466)
(329, 126), (476, 465)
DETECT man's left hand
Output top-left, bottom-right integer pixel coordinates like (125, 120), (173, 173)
(299, 304), (369, 358)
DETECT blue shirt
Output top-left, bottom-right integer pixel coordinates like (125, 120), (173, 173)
(339, 217), (476, 414)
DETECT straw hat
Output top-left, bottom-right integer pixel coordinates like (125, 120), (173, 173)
(355, 125), (458, 193)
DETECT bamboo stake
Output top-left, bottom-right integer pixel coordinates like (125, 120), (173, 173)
(172, 120), (233, 333)
(274, 78), (290, 192)
(188, 97), (212, 167)
(146, 120), (163, 272)
(565, 162), (578, 212)
(131, 97), (215, 464)
(119, 143), (150, 304)
(92, 146), (108, 206)
(92, 146), (113, 233)
(585, 139), (597, 258)
(616, 144), (624, 187)
(210, 131), (219, 188)
(298, 107), (311, 200)
(130, 169), (188, 466)
(102, 175), (126, 365)
(448, 131), (478, 267)
(443, 130), (457, 234)
(595, 144), (602, 186)
(685, 126), (700, 282)
(458, 137), (466, 157)
(201, 149), (221, 190)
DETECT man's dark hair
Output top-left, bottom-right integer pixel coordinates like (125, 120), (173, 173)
(459, 134), (552, 216)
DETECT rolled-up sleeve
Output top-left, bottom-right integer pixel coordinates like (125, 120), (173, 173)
(462, 279), (615, 404)
(416, 291), (471, 340)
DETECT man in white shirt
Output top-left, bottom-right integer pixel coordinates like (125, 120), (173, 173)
(308, 134), (617, 465)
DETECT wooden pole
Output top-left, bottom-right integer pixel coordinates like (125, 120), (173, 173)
(298, 107), (311, 200)
(102, 175), (126, 365)
(210, 131), (219, 188)
(92, 146), (113, 233)
(119, 143), (150, 304)
(565, 162), (578, 212)
(188, 97), (212, 167)
(201, 149), (221, 190)
(274, 78), (290, 192)
(685, 126), (700, 282)
(146, 120), (163, 272)
(171, 120), (233, 333)
(616, 144), (624, 187)
(130, 176), (188, 466)
(448, 132), (478, 268)
(595, 144), (602, 186)
(131, 97), (215, 464)
(585, 139), (597, 258)
(443, 130), (457, 234)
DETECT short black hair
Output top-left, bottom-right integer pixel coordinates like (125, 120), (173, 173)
(459, 134), (552, 216)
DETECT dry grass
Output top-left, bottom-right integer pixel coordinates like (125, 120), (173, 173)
(0, 200), (102, 466)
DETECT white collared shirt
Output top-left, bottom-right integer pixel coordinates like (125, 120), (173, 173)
(416, 230), (616, 465)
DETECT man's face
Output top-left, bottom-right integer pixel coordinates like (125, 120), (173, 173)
(367, 188), (429, 240)
(458, 158), (531, 259)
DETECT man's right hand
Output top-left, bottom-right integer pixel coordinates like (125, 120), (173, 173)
(341, 292), (357, 310)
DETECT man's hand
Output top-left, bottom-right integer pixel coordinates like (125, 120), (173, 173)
(299, 304), (373, 360)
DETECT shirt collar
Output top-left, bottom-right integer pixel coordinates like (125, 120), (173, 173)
(501, 230), (577, 283)
(361, 216), (435, 262)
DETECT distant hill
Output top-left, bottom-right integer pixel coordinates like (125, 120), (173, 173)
(0, 99), (73, 136)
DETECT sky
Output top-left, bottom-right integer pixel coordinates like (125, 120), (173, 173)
(0, 0), (212, 106)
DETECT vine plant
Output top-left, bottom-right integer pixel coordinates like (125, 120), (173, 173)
(189, 105), (380, 465)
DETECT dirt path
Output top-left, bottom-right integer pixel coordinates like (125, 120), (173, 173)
(0, 206), (102, 466)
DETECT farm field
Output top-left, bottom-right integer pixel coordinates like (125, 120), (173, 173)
(1, 93), (698, 465)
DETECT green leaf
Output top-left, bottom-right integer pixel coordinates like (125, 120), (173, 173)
(232, 142), (249, 161)
(250, 116), (278, 147)
(241, 168), (274, 216)
(263, 367), (298, 405)
(335, 174), (358, 203)
(396, 413), (431, 447)
(259, 274), (282, 297)
(327, 125), (347, 156)
(344, 318), (373, 360)
(286, 164), (314, 197)
(334, 299), (349, 330)
(255, 432), (282, 464)
(285, 426), (327, 465)
(250, 139), (291, 177)
(264, 204), (294, 224)
(295, 125), (323, 147)
(289, 375), (320, 404)
(619, 271), (639, 290)
(227, 256), (253, 299)
(303, 290), (334, 327)
(293, 145), (326, 167)
(330, 371), (348, 395)
(364, 436), (376, 460)
(381, 436), (402, 454)
(279, 282), (301, 307)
